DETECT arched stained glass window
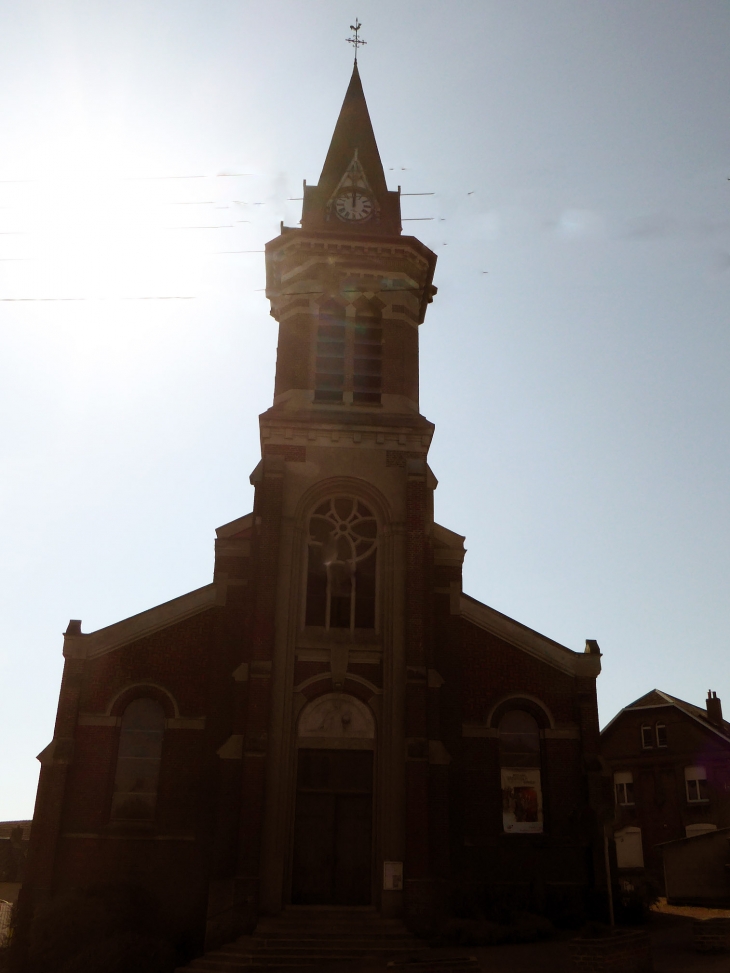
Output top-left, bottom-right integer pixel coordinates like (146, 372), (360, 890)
(111, 698), (165, 822)
(498, 710), (541, 766)
(498, 709), (543, 834)
(305, 497), (377, 631)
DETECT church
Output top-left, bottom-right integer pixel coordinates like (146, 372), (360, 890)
(19, 62), (608, 961)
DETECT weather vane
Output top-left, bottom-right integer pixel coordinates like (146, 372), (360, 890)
(347, 19), (366, 62)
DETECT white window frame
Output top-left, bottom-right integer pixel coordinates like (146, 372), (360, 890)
(641, 724), (653, 749)
(614, 770), (635, 807)
(655, 722), (667, 747)
(685, 766), (709, 804)
(685, 823), (717, 838)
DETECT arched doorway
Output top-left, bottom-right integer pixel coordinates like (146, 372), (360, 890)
(291, 694), (375, 905)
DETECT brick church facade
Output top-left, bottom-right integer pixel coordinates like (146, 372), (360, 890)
(19, 64), (607, 960)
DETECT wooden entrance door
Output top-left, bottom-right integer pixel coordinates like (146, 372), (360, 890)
(291, 748), (373, 905)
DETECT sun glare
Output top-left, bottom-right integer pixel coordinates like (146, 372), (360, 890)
(0, 140), (281, 307)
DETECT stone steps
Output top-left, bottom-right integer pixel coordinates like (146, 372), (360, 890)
(176, 906), (427, 972)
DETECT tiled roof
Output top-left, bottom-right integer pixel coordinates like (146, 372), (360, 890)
(602, 689), (730, 744)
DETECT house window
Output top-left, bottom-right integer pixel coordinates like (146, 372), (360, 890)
(641, 724), (653, 749)
(313, 302), (382, 406)
(685, 766), (709, 803)
(111, 698), (165, 821)
(614, 771), (635, 806)
(656, 723), (667, 747)
(305, 497), (377, 631)
(499, 710), (543, 834)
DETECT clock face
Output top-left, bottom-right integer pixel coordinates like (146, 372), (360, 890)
(334, 191), (374, 223)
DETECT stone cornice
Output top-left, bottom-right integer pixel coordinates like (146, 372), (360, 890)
(265, 230), (437, 324)
(259, 406), (434, 434)
(433, 522), (466, 566)
(62, 583), (222, 660)
(460, 593), (601, 678)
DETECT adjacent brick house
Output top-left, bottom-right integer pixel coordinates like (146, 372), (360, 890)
(601, 689), (730, 879)
(18, 64), (608, 963)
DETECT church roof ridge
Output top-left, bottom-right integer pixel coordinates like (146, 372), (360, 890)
(61, 582), (221, 660)
(459, 592), (601, 677)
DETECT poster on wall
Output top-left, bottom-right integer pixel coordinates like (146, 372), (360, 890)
(383, 861), (403, 890)
(501, 768), (543, 833)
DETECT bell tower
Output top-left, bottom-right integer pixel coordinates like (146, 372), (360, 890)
(17, 39), (606, 958)
(248, 61), (446, 924)
(264, 62), (437, 419)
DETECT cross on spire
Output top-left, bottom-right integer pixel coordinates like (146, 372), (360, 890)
(346, 19), (366, 62)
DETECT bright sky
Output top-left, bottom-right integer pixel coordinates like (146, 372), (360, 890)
(1, 1), (729, 820)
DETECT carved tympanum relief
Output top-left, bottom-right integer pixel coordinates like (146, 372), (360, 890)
(298, 693), (375, 743)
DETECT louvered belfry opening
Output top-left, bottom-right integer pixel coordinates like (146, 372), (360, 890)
(353, 301), (382, 404)
(314, 301), (346, 403)
(313, 298), (382, 406)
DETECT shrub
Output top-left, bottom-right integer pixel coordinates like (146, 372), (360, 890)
(616, 875), (661, 925)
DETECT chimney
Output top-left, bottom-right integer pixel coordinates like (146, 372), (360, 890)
(706, 691), (723, 728)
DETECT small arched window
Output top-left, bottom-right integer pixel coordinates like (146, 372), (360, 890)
(498, 710), (543, 834)
(353, 303), (382, 405)
(305, 497), (377, 631)
(111, 698), (165, 822)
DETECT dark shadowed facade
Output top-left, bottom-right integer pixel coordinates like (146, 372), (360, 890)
(19, 66), (608, 961)
(602, 689), (730, 884)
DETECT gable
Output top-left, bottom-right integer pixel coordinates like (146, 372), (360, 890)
(216, 511), (253, 539)
(62, 582), (222, 661)
(601, 690), (730, 747)
(459, 593), (600, 678)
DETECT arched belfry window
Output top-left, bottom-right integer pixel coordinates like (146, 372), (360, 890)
(353, 302), (382, 405)
(313, 300), (382, 406)
(111, 698), (165, 822)
(498, 709), (544, 834)
(305, 497), (377, 630)
(314, 301), (346, 403)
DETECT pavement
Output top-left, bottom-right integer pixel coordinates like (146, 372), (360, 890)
(464, 914), (729, 972)
(323, 912), (730, 973)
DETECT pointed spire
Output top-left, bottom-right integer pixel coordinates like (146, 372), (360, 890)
(317, 63), (388, 202)
(301, 63), (402, 235)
